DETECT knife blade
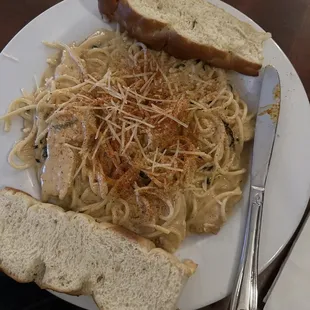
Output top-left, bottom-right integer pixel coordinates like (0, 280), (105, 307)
(230, 65), (280, 310)
(251, 66), (280, 188)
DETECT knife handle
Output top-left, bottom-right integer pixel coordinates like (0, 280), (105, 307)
(229, 186), (264, 310)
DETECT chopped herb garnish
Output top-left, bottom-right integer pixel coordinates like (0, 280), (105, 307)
(139, 171), (151, 186)
(223, 121), (235, 148)
(139, 171), (148, 179)
(175, 63), (185, 69)
(52, 119), (76, 130)
(42, 146), (48, 159)
(203, 165), (213, 171)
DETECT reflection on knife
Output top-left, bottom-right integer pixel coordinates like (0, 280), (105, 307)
(230, 65), (281, 310)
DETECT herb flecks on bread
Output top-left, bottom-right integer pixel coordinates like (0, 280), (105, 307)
(0, 187), (196, 310)
(99, 0), (271, 76)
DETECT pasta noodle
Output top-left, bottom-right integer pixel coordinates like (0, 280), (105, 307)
(1, 30), (254, 252)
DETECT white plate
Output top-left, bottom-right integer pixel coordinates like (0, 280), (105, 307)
(1, 0), (310, 309)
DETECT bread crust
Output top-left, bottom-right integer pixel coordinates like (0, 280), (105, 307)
(98, 0), (118, 19)
(0, 187), (197, 309)
(99, 0), (262, 76)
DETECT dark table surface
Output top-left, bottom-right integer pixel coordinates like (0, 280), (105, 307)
(0, 1), (310, 310)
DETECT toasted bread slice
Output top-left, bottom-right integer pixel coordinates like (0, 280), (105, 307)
(98, 0), (270, 76)
(0, 187), (196, 310)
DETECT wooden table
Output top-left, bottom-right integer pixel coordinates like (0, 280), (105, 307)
(0, 1), (310, 310)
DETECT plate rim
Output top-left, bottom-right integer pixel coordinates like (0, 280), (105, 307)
(0, 0), (309, 309)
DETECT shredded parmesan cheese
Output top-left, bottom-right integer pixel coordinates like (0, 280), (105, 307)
(151, 104), (188, 128)
(2, 29), (253, 253)
(2, 52), (19, 62)
(33, 75), (39, 90)
(123, 116), (155, 129)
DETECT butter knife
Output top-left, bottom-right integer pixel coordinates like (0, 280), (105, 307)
(229, 66), (281, 310)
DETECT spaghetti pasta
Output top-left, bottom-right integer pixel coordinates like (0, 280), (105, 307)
(1, 30), (254, 252)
